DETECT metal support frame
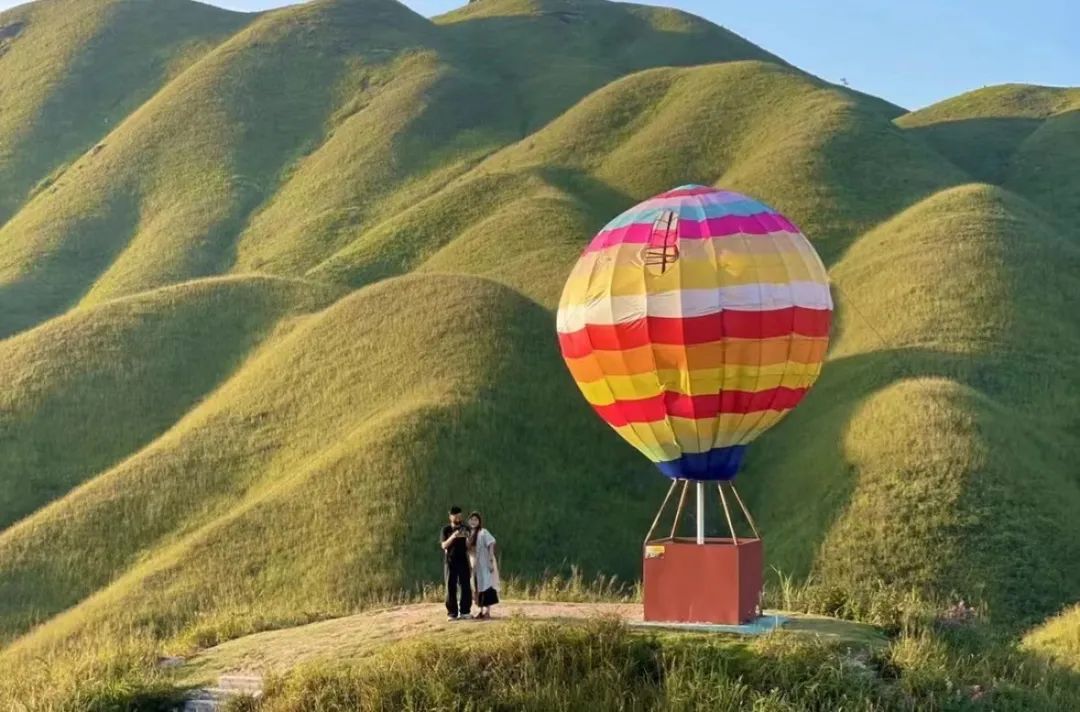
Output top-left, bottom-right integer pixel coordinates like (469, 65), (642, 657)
(729, 484), (761, 540)
(717, 483), (739, 545)
(643, 480), (678, 546)
(642, 478), (764, 547)
(670, 480), (689, 539)
(695, 481), (705, 544)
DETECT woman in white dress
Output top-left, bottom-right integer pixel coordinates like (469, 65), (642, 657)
(467, 511), (500, 619)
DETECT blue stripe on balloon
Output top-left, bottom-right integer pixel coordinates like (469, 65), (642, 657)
(655, 445), (747, 481)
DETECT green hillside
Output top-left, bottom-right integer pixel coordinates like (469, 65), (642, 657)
(0, 273), (655, 657)
(311, 59), (959, 303)
(0, 274), (340, 531)
(1025, 604), (1080, 673)
(898, 84), (1080, 216)
(753, 185), (1080, 624)
(234, 0), (785, 276)
(0, 0), (248, 225)
(0, 0), (440, 337)
(1, 0), (1078, 706)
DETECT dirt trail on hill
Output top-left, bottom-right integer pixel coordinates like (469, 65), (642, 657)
(182, 601), (642, 681)
(181, 601), (884, 686)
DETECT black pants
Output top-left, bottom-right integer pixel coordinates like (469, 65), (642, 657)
(445, 562), (472, 616)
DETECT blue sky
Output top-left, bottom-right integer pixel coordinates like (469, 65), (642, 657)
(3, 0), (1076, 110)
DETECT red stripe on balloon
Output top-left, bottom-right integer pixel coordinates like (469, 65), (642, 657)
(557, 307), (831, 358)
(592, 388), (809, 426)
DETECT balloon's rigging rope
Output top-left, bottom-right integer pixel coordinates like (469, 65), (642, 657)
(830, 282), (895, 353)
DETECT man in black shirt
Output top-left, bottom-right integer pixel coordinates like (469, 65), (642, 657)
(440, 505), (472, 620)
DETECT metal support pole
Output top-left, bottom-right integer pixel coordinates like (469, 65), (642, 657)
(717, 483), (739, 546)
(670, 480), (689, 539)
(729, 484), (761, 540)
(695, 481), (705, 544)
(643, 480), (679, 546)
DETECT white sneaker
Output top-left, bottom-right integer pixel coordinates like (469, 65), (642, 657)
(447, 614), (458, 621)
(458, 613), (472, 620)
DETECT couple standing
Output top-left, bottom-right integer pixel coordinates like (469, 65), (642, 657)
(440, 506), (500, 621)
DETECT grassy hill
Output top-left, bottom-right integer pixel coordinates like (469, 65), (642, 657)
(0, 0), (1078, 706)
(757, 185), (1080, 624)
(0, 0), (248, 226)
(207, 610), (1078, 711)
(897, 84), (1080, 226)
(0, 272), (659, 655)
(1025, 604), (1080, 674)
(0, 274), (341, 531)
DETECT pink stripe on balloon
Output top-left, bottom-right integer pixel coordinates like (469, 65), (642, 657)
(586, 213), (799, 252)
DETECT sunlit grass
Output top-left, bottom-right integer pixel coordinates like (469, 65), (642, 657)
(1024, 605), (1080, 674)
(229, 617), (1080, 711)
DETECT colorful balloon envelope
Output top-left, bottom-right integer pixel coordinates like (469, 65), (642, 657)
(557, 185), (832, 481)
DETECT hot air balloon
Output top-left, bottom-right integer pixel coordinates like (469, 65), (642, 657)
(556, 184), (832, 624)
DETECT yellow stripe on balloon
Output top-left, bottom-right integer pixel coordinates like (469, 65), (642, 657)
(616, 421), (682, 463)
(562, 253), (826, 299)
(574, 362), (823, 406)
(564, 233), (828, 282)
(612, 410), (793, 456)
(672, 411), (792, 448)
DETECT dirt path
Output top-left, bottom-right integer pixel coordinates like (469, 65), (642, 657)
(180, 600), (883, 685)
(181, 601), (641, 683)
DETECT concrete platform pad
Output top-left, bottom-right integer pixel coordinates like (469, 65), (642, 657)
(631, 612), (787, 635)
